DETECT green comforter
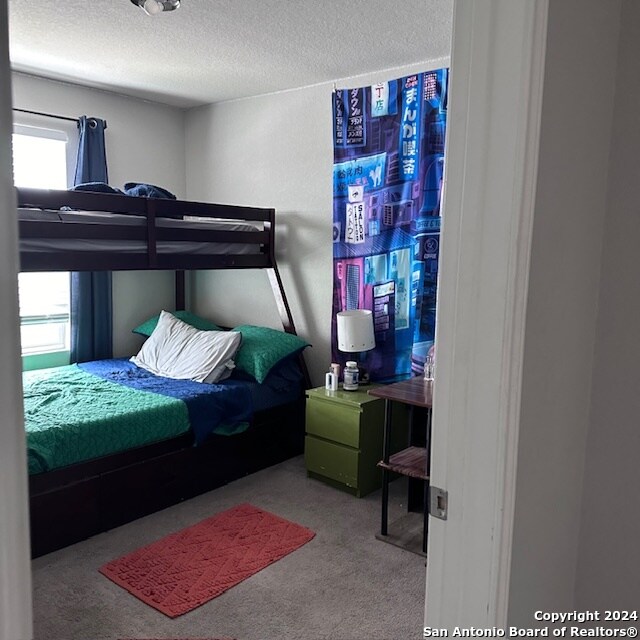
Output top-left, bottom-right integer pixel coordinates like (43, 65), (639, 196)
(24, 365), (190, 474)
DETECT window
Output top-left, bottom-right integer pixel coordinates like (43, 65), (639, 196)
(12, 125), (72, 359)
(12, 129), (68, 189)
(18, 272), (70, 355)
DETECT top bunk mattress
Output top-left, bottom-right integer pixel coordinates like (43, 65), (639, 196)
(18, 208), (262, 256)
(16, 187), (276, 271)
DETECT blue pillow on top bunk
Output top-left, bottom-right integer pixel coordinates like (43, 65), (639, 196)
(232, 324), (310, 384)
(123, 182), (176, 199)
(72, 181), (177, 200)
(133, 311), (223, 337)
(72, 182), (123, 194)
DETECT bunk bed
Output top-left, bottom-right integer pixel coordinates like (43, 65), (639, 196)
(17, 187), (311, 558)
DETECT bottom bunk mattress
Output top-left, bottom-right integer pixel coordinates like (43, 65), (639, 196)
(23, 358), (276, 475)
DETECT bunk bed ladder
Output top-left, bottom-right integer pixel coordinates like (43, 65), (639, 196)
(175, 270), (186, 310)
(146, 199), (157, 268)
(266, 265), (312, 389)
(265, 211), (312, 389)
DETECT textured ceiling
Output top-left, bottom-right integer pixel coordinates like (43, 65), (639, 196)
(8, 0), (453, 108)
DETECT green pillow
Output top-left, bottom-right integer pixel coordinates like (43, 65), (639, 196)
(132, 310), (223, 337)
(232, 324), (310, 383)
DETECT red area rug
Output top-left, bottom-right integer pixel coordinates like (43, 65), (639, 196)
(101, 503), (315, 618)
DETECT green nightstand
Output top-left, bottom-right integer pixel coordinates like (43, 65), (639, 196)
(304, 385), (407, 497)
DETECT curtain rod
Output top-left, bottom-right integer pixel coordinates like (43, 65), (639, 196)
(12, 108), (108, 128)
(13, 108), (79, 124)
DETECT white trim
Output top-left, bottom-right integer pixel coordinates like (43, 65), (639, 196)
(492, 2), (549, 623)
(13, 123), (69, 141)
(424, 0), (548, 629)
(0, 1), (34, 637)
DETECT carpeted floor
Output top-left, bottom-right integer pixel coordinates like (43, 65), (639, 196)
(32, 456), (427, 640)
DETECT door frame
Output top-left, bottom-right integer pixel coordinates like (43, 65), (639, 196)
(425, 0), (549, 628)
(0, 2), (34, 638)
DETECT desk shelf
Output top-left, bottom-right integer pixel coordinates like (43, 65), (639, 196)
(377, 446), (429, 480)
(368, 377), (433, 556)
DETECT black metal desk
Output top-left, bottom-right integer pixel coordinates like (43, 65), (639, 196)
(369, 377), (433, 555)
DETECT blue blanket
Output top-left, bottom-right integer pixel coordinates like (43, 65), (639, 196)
(79, 359), (253, 444)
(72, 182), (177, 199)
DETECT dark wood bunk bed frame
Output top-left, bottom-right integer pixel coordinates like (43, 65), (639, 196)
(17, 187), (311, 558)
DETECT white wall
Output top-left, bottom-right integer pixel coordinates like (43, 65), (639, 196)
(0, 6), (33, 638)
(11, 72), (187, 357)
(575, 0), (640, 610)
(185, 59), (449, 386)
(507, 0), (621, 623)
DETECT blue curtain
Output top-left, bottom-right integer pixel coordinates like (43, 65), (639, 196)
(70, 116), (113, 363)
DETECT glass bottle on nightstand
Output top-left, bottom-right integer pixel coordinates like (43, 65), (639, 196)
(343, 361), (359, 391)
(424, 346), (435, 381)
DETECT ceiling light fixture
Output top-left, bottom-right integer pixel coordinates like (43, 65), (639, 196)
(130, 0), (180, 16)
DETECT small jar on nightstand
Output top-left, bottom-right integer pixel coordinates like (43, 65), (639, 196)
(343, 361), (359, 391)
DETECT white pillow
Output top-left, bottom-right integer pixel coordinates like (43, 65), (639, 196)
(131, 310), (242, 384)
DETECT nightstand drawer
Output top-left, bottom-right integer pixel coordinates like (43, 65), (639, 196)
(306, 399), (361, 448)
(305, 436), (359, 488)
